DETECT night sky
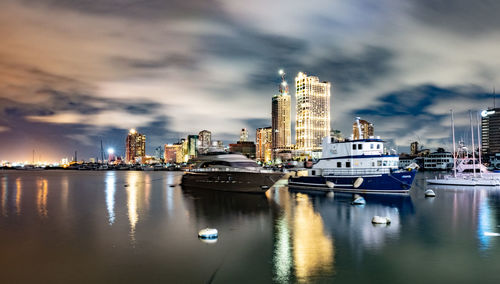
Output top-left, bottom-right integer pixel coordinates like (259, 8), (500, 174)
(1, 0), (499, 162)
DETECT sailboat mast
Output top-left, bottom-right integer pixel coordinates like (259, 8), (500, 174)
(476, 111), (482, 176)
(470, 110), (476, 177)
(451, 110), (457, 178)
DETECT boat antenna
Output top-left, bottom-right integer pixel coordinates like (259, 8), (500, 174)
(469, 110), (476, 177)
(451, 110), (457, 178)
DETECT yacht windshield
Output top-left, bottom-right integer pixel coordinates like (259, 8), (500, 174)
(230, 162), (259, 168)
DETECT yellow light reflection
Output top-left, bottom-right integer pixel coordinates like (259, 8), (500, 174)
(127, 172), (139, 244)
(1, 176), (7, 217)
(293, 193), (334, 281)
(61, 176), (68, 213)
(37, 179), (48, 218)
(15, 178), (21, 215)
(105, 172), (116, 225)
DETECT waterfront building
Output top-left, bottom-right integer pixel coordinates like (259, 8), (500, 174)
(240, 128), (249, 142)
(272, 70), (292, 155)
(330, 130), (344, 142)
(256, 127), (273, 163)
(295, 72), (331, 151)
(154, 146), (164, 161)
(125, 128), (146, 163)
(410, 141), (419, 156)
(481, 108), (500, 157)
(229, 141), (256, 159)
(187, 135), (199, 159)
(352, 119), (374, 140)
(164, 143), (183, 164)
(198, 130), (212, 154)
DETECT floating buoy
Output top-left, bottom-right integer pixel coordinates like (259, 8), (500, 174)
(326, 191), (335, 198)
(198, 228), (218, 239)
(326, 181), (335, 188)
(353, 177), (364, 188)
(352, 194), (366, 205)
(425, 189), (436, 197)
(372, 216), (391, 224)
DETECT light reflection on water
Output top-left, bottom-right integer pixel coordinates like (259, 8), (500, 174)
(0, 171), (500, 283)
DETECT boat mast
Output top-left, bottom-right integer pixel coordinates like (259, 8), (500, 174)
(469, 110), (476, 177)
(476, 111), (482, 176)
(451, 110), (457, 178)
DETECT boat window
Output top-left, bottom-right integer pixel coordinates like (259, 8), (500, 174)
(383, 161), (387, 166)
(377, 160), (382, 166)
(230, 161), (259, 167)
(337, 162), (341, 168)
(352, 144), (356, 150)
(346, 162), (351, 168)
(377, 144), (380, 149)
(372, 162), (375, 167)
(370, 144), (374, 149)
(358, 144), (362, 150)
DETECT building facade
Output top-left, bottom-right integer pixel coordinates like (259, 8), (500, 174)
(295, 72), (331, 151)
(125, 129), (146, 163)
(187, 135), (199, 159)
(272, 70), (292, 154)
(229, 141), (256, 159)
(481, 108), (500, 156)
(352, 119), (374, 140)
(198, 130), (212, 154)
(164, 143), (183, 164)
(256, 127), (273, 163)
(240, 128), (249, 142)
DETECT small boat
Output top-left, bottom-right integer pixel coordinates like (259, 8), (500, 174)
(288, 118), (417, 194)
(181, 152), (284, 193)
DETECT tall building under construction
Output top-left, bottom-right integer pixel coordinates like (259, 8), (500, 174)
(272, 70), (292, 155)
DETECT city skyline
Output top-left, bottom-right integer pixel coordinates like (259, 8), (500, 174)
(1, 0), (500, 161)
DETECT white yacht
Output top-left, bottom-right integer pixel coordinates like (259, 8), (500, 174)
(423, 152), (454, 171)
(181, 152), (284, 193)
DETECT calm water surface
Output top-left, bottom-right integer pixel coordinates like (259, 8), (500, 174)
(1, 171), (500, 283)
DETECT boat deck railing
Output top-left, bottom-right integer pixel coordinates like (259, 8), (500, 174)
(321, 167), (394, 176)
(188, 168), (275, 173)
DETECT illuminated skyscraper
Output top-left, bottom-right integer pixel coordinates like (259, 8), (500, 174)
(187, 135), (199, 158)
(352, 119), (374, 140)
(240, 128), (249, 142)
(198, 130), (212, 154)
(295, 72), (331, 151)
(272, 70), (292, 153)
(481, 108), (500, 156)
(256, 127), (273, 163)
(125, 129), (146, 163)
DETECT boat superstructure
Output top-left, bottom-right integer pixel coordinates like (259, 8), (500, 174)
(181, 152), (284, 193)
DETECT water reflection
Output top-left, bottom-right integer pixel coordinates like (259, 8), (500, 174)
(105, 172), (116, 225)
(15, 178), (21, 215)
(127, 172), (139, 244)
(272, 190), (335, 283)
(37, 178), (48, 218)
(61, 175), (69, 214)
(1, 176), (7, 217)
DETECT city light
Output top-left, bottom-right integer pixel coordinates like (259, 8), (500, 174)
(108, 148), (115, 155)
(279, 69), (284, 75)
(129, 128), (137, 134)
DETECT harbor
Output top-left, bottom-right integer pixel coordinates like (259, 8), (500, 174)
(1, 170), (500, 283)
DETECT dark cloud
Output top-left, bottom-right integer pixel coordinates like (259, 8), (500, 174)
(111, 54), (197, 70)
(409, 0), (500, 35)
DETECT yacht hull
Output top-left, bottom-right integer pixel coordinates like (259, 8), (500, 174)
(181, 171), (284, 193)
(288, 170), (417, 194)
(427, 176), (500, 186)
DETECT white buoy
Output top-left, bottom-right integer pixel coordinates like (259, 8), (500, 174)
(352, 195), (366, 205)
(353, 177), (364, 188)
(326, 181), (335, 188)
(425, 189), (436, 197)
(198, 228), (218, 239)
(326, 191), (335, 198)
(372, 216), (391, 224)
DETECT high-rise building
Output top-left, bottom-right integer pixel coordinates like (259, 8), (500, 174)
(352, 119), (374, 140)
(272, 70), (292, 154)
(481, 108), (500, 156)
(125, 128), (146, 163)
(410, 141), (419, 156)
(295, 72), (331, 151)
(187, 135), (199, 158)
(229, 141), (256, 159)
(164, 143), (183, 164)
(256, 127), (273, 163)
(154, 146), (164, 161)
(198, 130), (212, 154)
(240, 128), (248, 142)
